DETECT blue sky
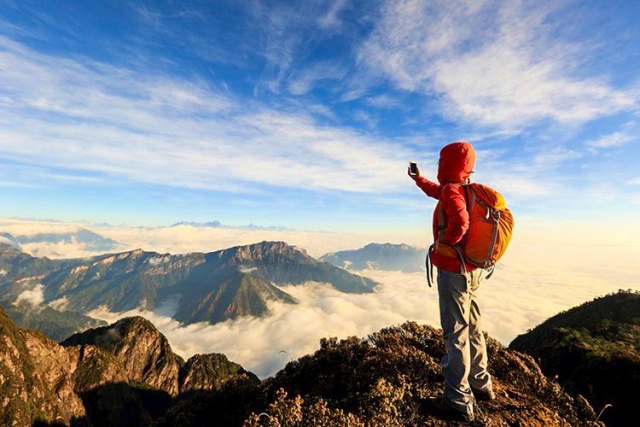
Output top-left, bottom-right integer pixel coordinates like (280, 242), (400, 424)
(1, 0), (639, 235)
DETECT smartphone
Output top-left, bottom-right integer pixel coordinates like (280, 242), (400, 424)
(409, 161), (418, 176)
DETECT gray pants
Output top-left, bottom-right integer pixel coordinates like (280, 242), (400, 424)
(437, 268), (492, 415)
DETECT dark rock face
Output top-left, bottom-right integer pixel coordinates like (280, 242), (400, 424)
(179, 353), (259, 393)
(62, 316), (185, 396)
(66, 344), (130, 393)
(172, 268), (298, 325)
(60, 316), (262, 398)
(0, 307), (87, 425)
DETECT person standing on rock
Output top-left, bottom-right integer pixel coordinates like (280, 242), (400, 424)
(408, 141), (495, 422)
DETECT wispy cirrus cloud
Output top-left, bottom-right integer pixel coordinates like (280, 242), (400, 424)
(0, 35), (410, 195)
(358, 0), (636, 130)
(245, 0), (353, 95)
(585, 131), (635, 151)
(287, 60), (348, 96)
(1, 0), (638, 229)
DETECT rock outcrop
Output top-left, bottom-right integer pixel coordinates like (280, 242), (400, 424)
(237, 321), (604, 427)
(180, 353), (259, 393)
(0, 308), (259, 427)
(62, 316), (185, 396)
(1, 307), (87, 425)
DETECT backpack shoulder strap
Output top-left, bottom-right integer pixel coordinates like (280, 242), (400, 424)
(462, 183), (472, 212)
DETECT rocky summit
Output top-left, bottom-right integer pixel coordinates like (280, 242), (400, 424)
(1, 306), (606, 427)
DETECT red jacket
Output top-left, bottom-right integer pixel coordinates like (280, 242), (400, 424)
(415, 142), (477, 273)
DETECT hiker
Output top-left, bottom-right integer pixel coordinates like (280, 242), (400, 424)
(408, 141), (495, 422)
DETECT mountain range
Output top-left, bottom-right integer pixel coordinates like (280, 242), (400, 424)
(170, 220), (290, 231)
(0, 241), (377, 337)
(1, 228), (123, 253)
(319, 242), (426, 272)
(1, 303), (107, 342)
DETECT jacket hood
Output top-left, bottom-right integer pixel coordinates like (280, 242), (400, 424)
(437, 141), (476, 184)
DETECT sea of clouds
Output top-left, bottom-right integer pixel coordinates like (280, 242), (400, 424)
(3, 218), (639, 379)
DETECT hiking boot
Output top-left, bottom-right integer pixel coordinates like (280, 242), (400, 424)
(434, 394), (475, 422)
(473, 388), (496, 402)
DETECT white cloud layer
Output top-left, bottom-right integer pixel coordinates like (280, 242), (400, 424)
(48, 296), (69, 311)
(15, 283), (45, 308)
(88, 276), (440, 379)
(88, 245), (634, 380)
(0, 218), (418, 259)
(2, 218), (638, 378)
(75, 219), (639, 379)
(586, 131), (634, 150)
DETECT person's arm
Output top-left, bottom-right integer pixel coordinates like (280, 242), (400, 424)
(439, 184), (469, 245)
(415, 176), (442, 200)
(408, 165), (442, 200)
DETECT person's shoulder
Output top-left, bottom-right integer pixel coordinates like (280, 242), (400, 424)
(441, 183), (465, 196)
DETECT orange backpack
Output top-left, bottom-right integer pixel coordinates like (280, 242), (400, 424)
(456, 183), (514, 277)
(426, 182), (514, 286)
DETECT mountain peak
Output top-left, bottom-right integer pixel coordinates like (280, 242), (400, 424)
(0, 240), (25, 254)
(117, 248), (146, 258)
(179, 353), (260, 393)
(223, 241), (309, 261)
(320, 242), (425, 273)
(63, 315), (184, 395)
(209, 241), (377, 294)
